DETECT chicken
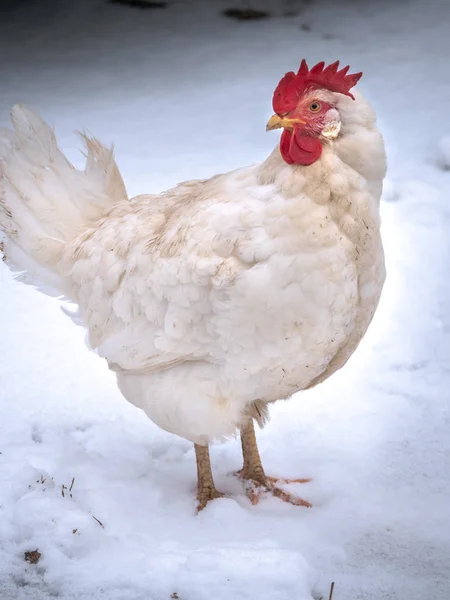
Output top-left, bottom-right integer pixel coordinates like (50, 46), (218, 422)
(0, 59), (386, 510)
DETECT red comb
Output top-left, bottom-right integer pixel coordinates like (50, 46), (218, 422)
(273, 59), (362, 114)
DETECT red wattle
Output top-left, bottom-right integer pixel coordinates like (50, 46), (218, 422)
(280, 129), (322, 166)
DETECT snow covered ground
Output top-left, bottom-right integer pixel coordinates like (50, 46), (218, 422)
(1, 0), (450, 598)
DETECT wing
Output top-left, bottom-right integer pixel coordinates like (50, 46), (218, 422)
(63, 172), (259, 375)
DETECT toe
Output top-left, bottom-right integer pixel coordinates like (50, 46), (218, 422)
(197, 487), (225, 512)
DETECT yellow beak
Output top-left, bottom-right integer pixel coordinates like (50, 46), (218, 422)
(266, 114), (306, 132)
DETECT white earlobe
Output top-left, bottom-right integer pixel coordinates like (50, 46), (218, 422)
(321, 120), (341, 140)
(321, 108), (341, 140)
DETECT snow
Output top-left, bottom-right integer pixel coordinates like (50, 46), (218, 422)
(1, 0), (450, 598)
(437, 135), (450, 170)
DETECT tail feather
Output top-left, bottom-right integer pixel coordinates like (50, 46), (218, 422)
(0, 104), (128, 294)
(82, 134), (128, 205)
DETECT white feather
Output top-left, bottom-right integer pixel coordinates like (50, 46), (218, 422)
(0, 94), (386, 445)
(0, 104), (127, 298)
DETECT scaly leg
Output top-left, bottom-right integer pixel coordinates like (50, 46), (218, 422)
(195, 444), (224, 511)
(238, 419), (312, 508)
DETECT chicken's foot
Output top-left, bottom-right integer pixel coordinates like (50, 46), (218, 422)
(238, 419), (312, 508)
(195, 443), (224, 511)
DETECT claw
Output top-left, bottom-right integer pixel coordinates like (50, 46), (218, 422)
(266, 475), (312, 485)
(236, 470), (312, 508)
(244, 478), (312, 508)
(197, 487), (225, 512)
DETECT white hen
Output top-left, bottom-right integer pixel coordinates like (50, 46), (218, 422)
(0, 60), (386, 509)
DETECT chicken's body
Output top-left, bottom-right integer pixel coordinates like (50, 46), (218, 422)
(0, 61), (386, 508)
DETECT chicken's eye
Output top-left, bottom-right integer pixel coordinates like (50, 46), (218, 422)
(309, 102), (321, 112)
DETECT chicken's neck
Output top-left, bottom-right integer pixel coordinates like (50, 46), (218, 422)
(256, 138), (385, 388)
(257, 143), (335, 199)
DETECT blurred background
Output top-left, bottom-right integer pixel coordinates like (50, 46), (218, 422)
(2, 0), (450, 191)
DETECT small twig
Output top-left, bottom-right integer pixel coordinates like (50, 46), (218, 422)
(61, 478), (75, 498)
(329, 582), (335, 600)
(110, 0), (167, 8)
(223, 8), (270, 20)
(92, 516), (104, 528)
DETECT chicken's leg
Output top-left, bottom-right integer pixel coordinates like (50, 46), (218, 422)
(239, 417), (267, 485)
(195, 444), (224, 511)
(238, 419), (312, 507)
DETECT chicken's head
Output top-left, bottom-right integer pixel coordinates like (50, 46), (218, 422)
(267, 59), (362, 166)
